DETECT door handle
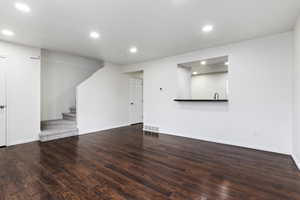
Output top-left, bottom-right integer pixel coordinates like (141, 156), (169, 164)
(0, 105), (6, 109)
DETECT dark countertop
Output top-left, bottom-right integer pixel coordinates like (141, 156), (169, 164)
(174, 99), (229, 102)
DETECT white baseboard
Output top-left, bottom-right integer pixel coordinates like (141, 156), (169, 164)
(158, 128), (290, 155)
(5, 125), (130, 146)
(292, 154), (300, 170)
(8, 136), (39, 146)
(143, 128), (160, 134)
(79, 123), (130, 135)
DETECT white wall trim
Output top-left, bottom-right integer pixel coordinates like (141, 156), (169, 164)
(8, 136), (39, 146)
(79, 123), (130, 135)
(143, 129), (160, 134)
(158, 128), (291, 155)
(292, 154), (300, 170)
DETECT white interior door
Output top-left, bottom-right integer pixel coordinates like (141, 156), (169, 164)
(0, 57), (6, 146)
(129, 78), (143, 124)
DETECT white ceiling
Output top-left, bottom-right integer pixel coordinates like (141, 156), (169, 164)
(0, 0), (300, 65)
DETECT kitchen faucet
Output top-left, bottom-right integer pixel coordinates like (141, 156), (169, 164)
(214, 92), (220, 100)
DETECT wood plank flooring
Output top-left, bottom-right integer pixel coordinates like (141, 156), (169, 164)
(1, 125), (300, 200)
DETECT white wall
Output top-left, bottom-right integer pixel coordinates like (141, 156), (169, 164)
(0, 41), (41, 146)
(293, 16), (300, 168)
(41, 49), (102, 121)
(177, 67), (191, 99)
(77, 62), (130, 134)
(123, 32), (293, 154)
(191, 73), (228, 99)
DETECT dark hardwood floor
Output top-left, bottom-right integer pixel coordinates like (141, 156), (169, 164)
(1, 125), (300, 200)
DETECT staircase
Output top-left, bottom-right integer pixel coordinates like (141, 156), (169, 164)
(40, 106), (78, 142)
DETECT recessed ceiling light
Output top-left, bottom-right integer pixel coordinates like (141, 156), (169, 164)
(129, 47), (138, 54)
(202, 25), (214, 33)
(1, 29), (15, 36)
(225, 61), (229, 66)
(192, 72), (198, 75)
(90, 31), (100, 39)
(201, 61), (207, 65)
(15, 2), (31, 13)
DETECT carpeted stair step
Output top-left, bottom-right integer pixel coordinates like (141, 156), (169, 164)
(62, 112), (76, 121)
(40, 128), (78, 142)
(41, 119), (77, 130)
(70, 106), (76, 114)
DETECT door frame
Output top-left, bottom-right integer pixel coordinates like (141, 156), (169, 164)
(0, 56), (7, 147)
(128, 71), (144, 125)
